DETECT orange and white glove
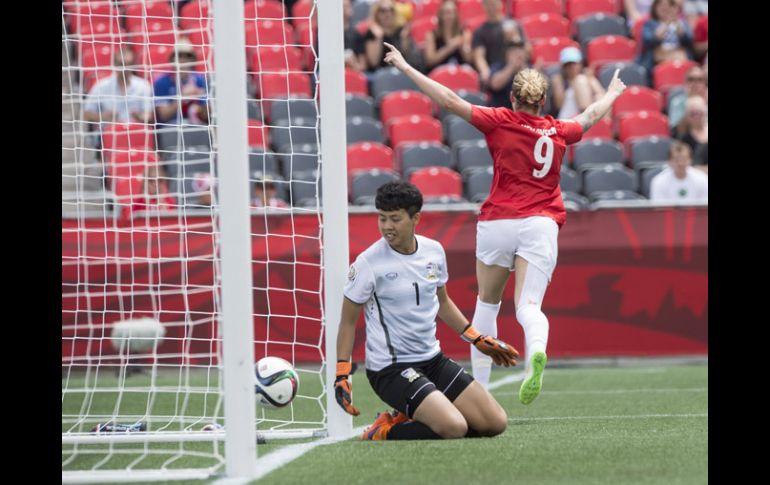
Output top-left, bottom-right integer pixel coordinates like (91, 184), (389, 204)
(461, 324), (520, 367)
(334, 361), (360, 416)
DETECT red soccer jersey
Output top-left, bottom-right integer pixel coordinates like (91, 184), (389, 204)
(470, 105), (583, 227)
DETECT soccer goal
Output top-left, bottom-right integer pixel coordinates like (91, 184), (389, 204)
(61, 1), (350, 482)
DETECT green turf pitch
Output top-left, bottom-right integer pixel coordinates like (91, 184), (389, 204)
(62, 363), (707, 485)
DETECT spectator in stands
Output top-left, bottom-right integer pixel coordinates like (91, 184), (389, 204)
(83, 47), (154, 132)
(344, 0), (366, 71)
(667, 65), (707, 128)
(154, 40), (209, 126)
(693, 14), (707, 62)
(131, 165), (175, 213)
(550, 47), (606, 120)
(638, 0), (694, 73)
(192, 172), (215, 206)
(487, 41), (528, 108)
(623, 0), (654, 28)
(649, 140), (707, 202)
(362, 0), (417, 73)
(251, 173), (288, 208)
(472, 0), (527, 89)
(423, 0), (473, 71)
(671, 95), (707, 165)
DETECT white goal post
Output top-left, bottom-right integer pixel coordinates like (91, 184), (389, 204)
(61, 0), (348, 482)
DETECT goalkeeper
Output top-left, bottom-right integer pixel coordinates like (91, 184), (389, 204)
(335, 181), (518, 440)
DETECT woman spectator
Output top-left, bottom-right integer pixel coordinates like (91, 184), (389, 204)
(362, 0), (415, 73)
(671, 95), (707, 166)
(423, 0), (473, 70)
(343, 0), (366, 71)
(550, 47), (605, 120)
(638, 0), (694, 74)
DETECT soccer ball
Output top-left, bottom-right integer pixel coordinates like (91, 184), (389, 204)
(254, 356), (299, 409)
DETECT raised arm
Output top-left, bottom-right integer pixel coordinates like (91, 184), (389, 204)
(573, 68), (627, 133)
(383, 42), (472, 122)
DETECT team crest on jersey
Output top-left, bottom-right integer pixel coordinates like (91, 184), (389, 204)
(386, 272), (398, 280)
(347, 264), (357, 281)
(400, 367), (420, 382)
(425, 262), (439, 281)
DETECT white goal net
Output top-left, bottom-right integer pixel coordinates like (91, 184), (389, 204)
(61, 1), (343, 482)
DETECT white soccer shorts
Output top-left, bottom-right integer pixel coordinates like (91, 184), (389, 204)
(476, 216), (559, 281)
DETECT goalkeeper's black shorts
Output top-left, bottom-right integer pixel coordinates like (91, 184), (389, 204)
(366, 352), (474, 419)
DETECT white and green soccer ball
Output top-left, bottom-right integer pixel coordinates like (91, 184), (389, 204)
(254, 356), (300, 409)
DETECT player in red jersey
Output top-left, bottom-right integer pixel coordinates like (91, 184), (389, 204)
(383, 42), (626, 403)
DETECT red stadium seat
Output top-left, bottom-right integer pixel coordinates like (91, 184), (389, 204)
(584, 116), (613, 139)
(380, 91), (434, 126)
(291, 0), (315, 20)
(410, 17), (437, 48)
(179, 0), (210, 31)
(248, 119), (269, 150)
(566, 0), (616, 20)
(586, 35), (636, 71)
(138, 44), (175, 74)
(513, 0), (563, 18)
(631, 15), (648, 52)
(612, 86), (663, 118)
(79, 42), (114, 69)
(251, 45), (303, 73)
(244, 0), (287, 20)
(124, 1), (174, 33)
(458, 0), (487, 23)
(619, 110), (668, 144)
(69, 1), (116, 33)
(416, 0), (442, 20)
(345, 69), (369, 96)
(428, 64), (480, 93)
(245, 19), (294, 47)
(129, 18), (176, 49)
(409, 167), (463, 200)
(256, 72), (313, 99)
(567, 116), (613, 160)
(187, 27), (213, 72)
(653, 59), (699, 95)
(107, 149), (159, 179)
(101, 123), (155, 162)
(521, 14), (570, 41)
(531, 37), (580, 66)
(294, 21), (318, 69)
(389, 115), (443, 151)
(347, 142), (394, 180)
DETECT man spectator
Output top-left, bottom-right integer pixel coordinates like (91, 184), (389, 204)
(153, 40), (209, 126)
(649, 140), (707, 203)
(486, 41), (528, 108)
(83, 47), (154, 141)
(668, 65), (707, 128)
(472, 0), (527, 89)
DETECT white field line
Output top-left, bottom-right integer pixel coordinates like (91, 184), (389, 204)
(495, 387), (707, 396)
(508, 413), (707, 422)
(211, 425), (368, 484)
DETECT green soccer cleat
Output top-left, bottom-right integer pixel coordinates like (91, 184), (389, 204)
(519, 352), (547, 405)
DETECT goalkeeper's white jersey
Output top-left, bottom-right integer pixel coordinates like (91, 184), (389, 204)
(344, 235), (448, 372)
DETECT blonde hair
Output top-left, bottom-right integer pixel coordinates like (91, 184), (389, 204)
(511, 68), (548, 108)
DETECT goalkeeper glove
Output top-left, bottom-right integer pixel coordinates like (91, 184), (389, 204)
(461, 324), (520, 367)
(334, 361), (361, 416)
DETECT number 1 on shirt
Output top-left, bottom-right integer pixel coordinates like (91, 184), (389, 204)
(532, 135), (554, 179)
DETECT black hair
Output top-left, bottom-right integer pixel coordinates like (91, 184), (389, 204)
(375, 181), (423, 217)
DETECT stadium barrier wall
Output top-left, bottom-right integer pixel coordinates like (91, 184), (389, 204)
(62, 207), (707, 362)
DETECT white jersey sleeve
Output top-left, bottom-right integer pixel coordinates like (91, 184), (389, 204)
(438, 245), (449, 287)
(343, 257), (375, 304)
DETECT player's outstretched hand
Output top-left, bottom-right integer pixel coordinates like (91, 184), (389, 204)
(383, 42), (409, 71)
(461, 325), (520, 367)
(607, 68), (627, 98)
(334, 362), (361, 416)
